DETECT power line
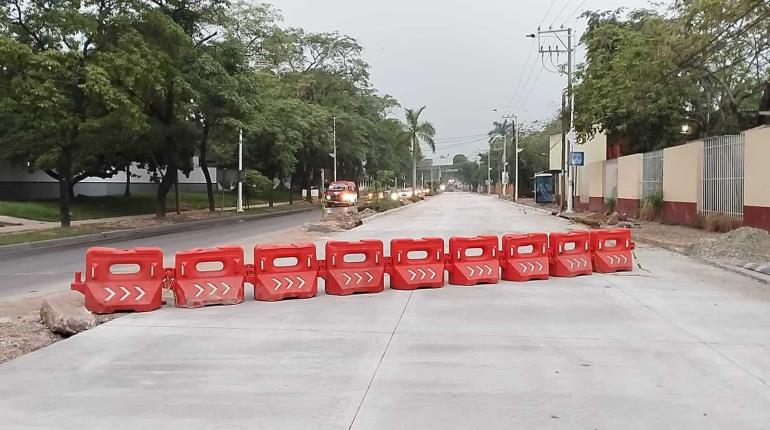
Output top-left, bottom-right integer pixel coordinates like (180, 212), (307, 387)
(511, 48), (541, 108)
(655, 2), (764, 86)
(433, 133), (490, 142)
(506, 38), (537, 107)
(539, 0), (558, 28)
(550, 0), (574, 28)
(562, 0), (589, 25)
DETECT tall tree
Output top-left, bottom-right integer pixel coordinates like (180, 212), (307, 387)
(404, 106), (436, 192)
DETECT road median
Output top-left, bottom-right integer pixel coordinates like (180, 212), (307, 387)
(0, 205), (317, 257)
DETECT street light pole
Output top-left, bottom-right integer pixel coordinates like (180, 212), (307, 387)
(237, 128), (243, 213)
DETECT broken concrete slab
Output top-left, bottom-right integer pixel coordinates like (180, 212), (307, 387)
(39, 292), (96, 337)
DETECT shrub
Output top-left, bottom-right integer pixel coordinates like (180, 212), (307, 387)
(638, 189), (663, 221)
(702, 213), (742, 233)
(409, 195), (422, 203)
(604, 197), (617, 215)
(374, 199), (401, 212)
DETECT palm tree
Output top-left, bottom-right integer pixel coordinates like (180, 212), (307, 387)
(404, 106), (436, 192)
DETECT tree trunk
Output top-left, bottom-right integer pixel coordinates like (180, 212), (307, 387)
(57, 148), (73, 228)
(760, 81), (770, 126)
(288, 176), (294, 206)
(155, 159), (177, 218)
(200, 122), (215, 212)
(124, 164), (131, 197)
(268, 186), (274, 208)
(174, 175), (181, 215)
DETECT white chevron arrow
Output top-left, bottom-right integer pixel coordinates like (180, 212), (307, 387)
(119, 286), (131, 301)
(354, 272), (364, 284)
(408, 269), (417, 281)
(535, 261), (543, 271)
(221, 282), (231, 294)
(427, 268), (436, 279)
(620, 255), (628, 263)
(272, 278), (281, 290)
(519, 262), (528, 273)
(527, 262), (535, 272)
(581, 258), (588, 268)
(104, 287), (116, 301)
(417, 268), (427, 280)
(135, 286), (145, 301)
(365, 271), (374, 283)
(468, 266), (476, 277)
(207, 282), (218, 296)
(485, 265), (492, 276)
(284, 277), (294, 289)
(343, 273), (352, 285)
(297, 276), (306, 289)
(567, 259), (575, 269)
(195, 283), (205, 296)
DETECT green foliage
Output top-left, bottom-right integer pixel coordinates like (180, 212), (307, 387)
(575, 2), (770, 152)
(1, 0), (423, 224)
(639, 188), (664, 221)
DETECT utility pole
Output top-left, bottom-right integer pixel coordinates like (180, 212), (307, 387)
(501, 124), (507, 196)
(411, 137), (417, 194)
(237, 128), (243, 213)
(487, 144), (491, 195)
(531, 26), (574, 212)
(332, 116), (337, 181)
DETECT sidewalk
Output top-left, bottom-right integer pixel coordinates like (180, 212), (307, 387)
(0, 202), (291, 234)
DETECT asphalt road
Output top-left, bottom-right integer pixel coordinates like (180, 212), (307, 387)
(1, 193), (769, 429)
(0, 210), (319, 301)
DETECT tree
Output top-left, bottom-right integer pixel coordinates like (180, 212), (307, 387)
(574, 2), (770, 153)
(404, 106), (436, 192)
(1, 0), (148, 226)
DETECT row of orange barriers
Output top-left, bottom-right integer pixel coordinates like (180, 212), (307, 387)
(71, 229), (634, 314)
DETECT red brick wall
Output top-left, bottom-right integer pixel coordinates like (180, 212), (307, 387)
(661, 201), (698, 226)
(589, 197), (603, 212)
(617, 198), (640, 217)
(744, 206), (770, 232)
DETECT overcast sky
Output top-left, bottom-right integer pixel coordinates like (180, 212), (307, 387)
(268, 0), (654, 163)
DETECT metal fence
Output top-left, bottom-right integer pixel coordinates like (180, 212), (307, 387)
(698, 135), (744, 218)
(641, 149), (664, 199)
(603, 159), (618, 200)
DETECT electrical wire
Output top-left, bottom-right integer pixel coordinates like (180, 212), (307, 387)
(550, 0), (574, 28)
(562, 0), (589, 26)
(506, 38), (537, 108)
(539, 0), (558, 28)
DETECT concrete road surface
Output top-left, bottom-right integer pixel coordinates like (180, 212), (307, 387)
(1, 193), (769, 429)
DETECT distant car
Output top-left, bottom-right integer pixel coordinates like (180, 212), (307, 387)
(324, 181), (358, 206)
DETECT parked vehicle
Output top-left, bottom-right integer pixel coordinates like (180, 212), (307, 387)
(324, 181), (358, 206)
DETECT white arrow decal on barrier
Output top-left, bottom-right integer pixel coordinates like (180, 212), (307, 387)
(195, 283), (205, 296)
(484, 265), (492, 276)
(135, 286), (145, 301)
(284, 277), (294, 289)
(354, 272), (364, 284)
(519, 262), (528, 273)
(527, 262), (535, 272)
(428, 268), (436, 279)
(620, 255), (628, 263)
(535, 261), (543, 271)
(365, 271), (374, 283)
(296, 276), (306, 289)
(119, 286), (131, 301)
(418, 268), (427, 280)
(104, 287), (116, 301)
(582, 258), (588, 268)
(343, 273), (352, 286)
(207, 282), (218, 296)
(468, 266), (475, 277)
(221, 282), (231, 294)
(272, 278), (281, 290)
(567, 259), (575, 269)
(408, 269), (416, 281)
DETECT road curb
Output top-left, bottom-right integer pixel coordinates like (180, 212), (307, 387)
(360, 199), (427, 224)
(498, 197), (557, 215)
(0, 206), (317, 257)
(634, 236), (769, 286)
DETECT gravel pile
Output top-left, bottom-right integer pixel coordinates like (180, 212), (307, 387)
(684, 227), (770, 263)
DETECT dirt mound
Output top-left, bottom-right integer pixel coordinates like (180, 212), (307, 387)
(684, 227), (770, 263)
(302, 208), (363, 233)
